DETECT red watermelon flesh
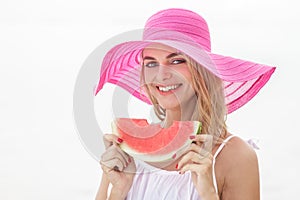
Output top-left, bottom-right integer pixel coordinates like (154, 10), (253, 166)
(112, 118), (201, 162)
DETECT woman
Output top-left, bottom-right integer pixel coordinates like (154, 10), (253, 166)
(95, 8), (275, 199)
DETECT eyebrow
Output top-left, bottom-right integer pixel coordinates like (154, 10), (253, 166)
(142, 52), (181, 60)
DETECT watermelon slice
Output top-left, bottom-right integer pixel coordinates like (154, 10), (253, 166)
(112, 118), (202, 162)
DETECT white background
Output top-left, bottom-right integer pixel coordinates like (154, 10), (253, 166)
(1, 0), (299, 199)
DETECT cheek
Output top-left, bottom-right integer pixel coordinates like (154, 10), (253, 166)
(143, 68), (156, 84)
(176, 68), (193, 83)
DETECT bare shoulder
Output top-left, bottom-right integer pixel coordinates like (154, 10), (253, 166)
(219, 135), (258, 165)
(215, 135), (260, 199)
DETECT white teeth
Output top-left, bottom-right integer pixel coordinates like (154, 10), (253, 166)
(158, 84), (180, 92)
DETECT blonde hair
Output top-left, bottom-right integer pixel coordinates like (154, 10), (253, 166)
(140, 54), (228, 141)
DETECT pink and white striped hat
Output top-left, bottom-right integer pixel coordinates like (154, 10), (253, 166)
(95, 8), (275, 113)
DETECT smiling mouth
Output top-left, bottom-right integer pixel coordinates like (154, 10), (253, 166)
(156, 84), (182, 92)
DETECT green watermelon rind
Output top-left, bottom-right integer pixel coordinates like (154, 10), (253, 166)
(112, 120), (202, 162)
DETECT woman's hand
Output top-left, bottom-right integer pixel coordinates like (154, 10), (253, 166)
(100, 134), (136, 199)
(176, 134), (219, 199)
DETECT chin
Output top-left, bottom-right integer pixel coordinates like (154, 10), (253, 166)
(157, 97), (181, 110)
(160, 103), (180, 111)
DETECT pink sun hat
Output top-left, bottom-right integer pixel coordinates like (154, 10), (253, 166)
(94, 8), (276, 114)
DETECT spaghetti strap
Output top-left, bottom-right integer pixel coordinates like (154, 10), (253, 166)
(212, 135), (236, 195)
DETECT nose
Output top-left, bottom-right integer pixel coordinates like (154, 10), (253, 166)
(156, 65), (172, 81)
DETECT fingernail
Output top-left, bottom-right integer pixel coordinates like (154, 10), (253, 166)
(175, 164), (178, 169)
(172, 153), (176, 159)
(117, 138), (123, 143)
(189, 135), (195, 139)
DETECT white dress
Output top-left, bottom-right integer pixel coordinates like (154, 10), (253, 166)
(125, 135), (236, 200)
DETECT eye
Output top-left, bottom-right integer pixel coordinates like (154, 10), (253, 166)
(171, 58), (186, 65)
(144, 61), (159, 68)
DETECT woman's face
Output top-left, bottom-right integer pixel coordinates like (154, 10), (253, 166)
(142, 43), (197, 111)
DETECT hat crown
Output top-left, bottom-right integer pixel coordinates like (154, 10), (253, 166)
(143, 8), (211, 52)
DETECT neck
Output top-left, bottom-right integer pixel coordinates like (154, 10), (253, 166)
(162, 96), (198, 128)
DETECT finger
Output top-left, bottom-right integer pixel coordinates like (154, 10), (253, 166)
(101, 157), (136, 177)
(180, 142), (210, 160)
(101, 157), (125, 172)
(101, 145), (130, 168)
(101, 162), (113, 173)
(189, 134), (210, 142)
(101, 160), (118, 173)
(179, 157), (213, 175)
(103, 134), (123, 149)
(101, 162), (123, 183)
(186, 142), (203, 154)
(177, 151), (212, 170)
(176, 142), (204, 163)
(123, 156), (136, 174)
(190, 134), (213, 152)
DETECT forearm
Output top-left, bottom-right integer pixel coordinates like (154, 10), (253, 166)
(95, 174), (109, 200)
(200, 190), (219, 200)
(194, 176), (219, 200)
(108, 188), (127, 200)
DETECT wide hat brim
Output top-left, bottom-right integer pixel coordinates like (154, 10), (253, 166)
(95, 36), (275, 114)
